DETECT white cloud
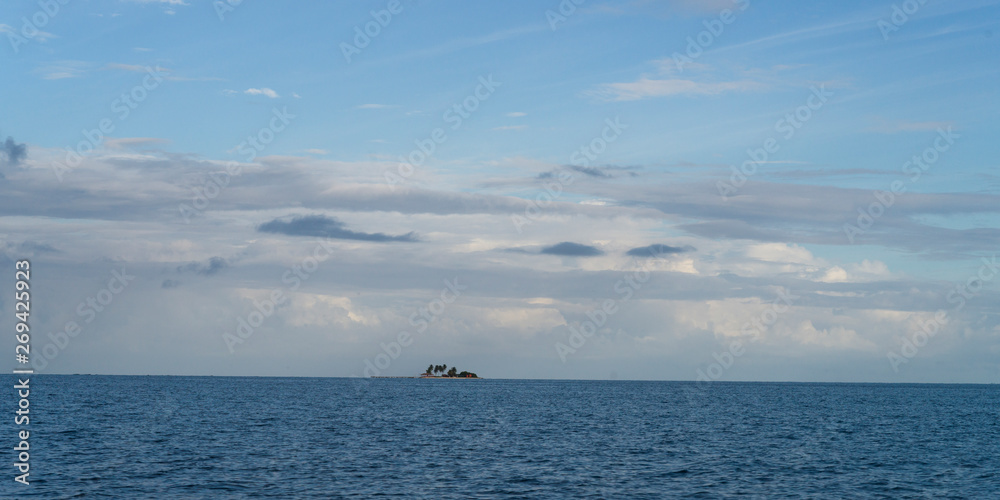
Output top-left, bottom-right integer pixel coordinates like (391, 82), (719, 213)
(819, 266), (849, 283)
(6, 146), (998, 380)
(279, 292), (381, 329)
(746, 243), (815, 265)
(781, 321), (878, 351)
(506, 112), (527, 117)
(244, 88), (280, 98)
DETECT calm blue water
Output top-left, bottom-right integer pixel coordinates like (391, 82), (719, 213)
(4, 376), (998, 498)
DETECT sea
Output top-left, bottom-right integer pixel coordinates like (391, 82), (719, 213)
(4, 376), (998, 498)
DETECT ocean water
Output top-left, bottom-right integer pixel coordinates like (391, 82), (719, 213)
(4, 376), (999, 498)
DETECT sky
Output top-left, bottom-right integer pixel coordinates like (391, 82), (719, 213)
(1, 0), (999, 382)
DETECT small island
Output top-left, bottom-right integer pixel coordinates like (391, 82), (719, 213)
(421, 364), (479, 378)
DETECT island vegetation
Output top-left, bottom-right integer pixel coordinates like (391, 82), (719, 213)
(422, 364), (478, 378)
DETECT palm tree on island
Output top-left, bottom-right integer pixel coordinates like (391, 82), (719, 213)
(422, 363), (478, 378)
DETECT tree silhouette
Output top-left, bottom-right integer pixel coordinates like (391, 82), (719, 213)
(426, 363), (478, 378)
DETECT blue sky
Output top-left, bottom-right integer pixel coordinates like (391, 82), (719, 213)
(2, 0), (1000, 381)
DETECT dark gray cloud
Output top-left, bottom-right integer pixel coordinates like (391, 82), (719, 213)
(626, 244), (695, 257)
(258, 215), (417, 242)
(501, 247), (534, 254)
(161, 279), (180, 289)
(538, 165), (638, 180)
(568, 165), (613, 178)
(1, 135), (27, 166)
(540, 242), (604, 256)
(178, 257), (229, 276)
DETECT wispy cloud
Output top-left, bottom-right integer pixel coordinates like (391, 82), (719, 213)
(506, 112), (527, 117)
(387, 24), (548, 62)
(36, 60), (90, 80)
(713, 17), (877, 55)
(868, 120), (955, 134)
(122, 0), (188, 15)
(0, 24), (56, 42)
(125, 0), (189, 3)
(104, 137), (170, 150)
(105, 63), (154, 72)
(105, 63), (218, 82)
(588, 61), (803, 101)
(669, 0), (743, 15)
(591, 77), (767, 101)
